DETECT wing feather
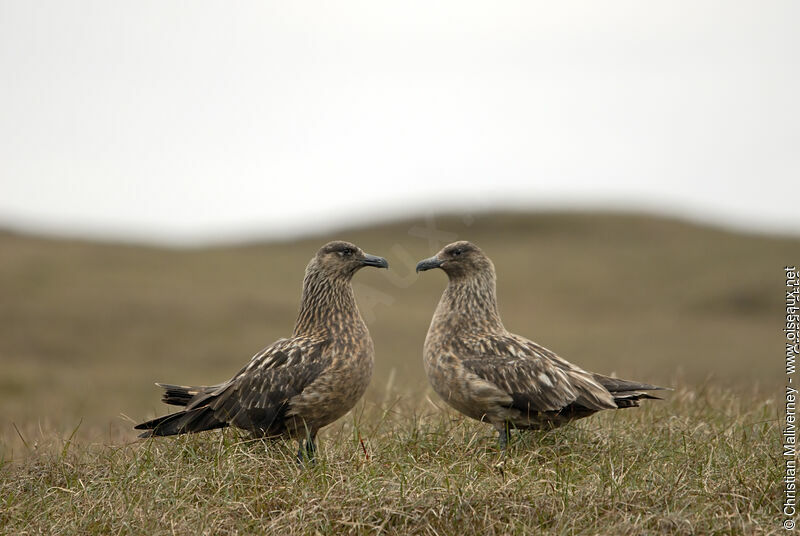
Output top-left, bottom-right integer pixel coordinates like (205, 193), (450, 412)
(460, 334), (617, 415)
(179, 337), (331, 434)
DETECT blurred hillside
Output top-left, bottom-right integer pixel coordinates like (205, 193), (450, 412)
(0, 211), (794, 445)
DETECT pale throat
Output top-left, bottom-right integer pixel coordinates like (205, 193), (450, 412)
(436, 273), (505, 332)
(293, 270), (362, 336)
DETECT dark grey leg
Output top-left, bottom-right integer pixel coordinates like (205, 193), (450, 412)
(296, 431), (317, 465)
(497, 423), (512, 450)
(305, 434), (317, 460)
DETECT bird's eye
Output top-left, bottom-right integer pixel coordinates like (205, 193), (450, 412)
(452, 248), (463, 256)
(340, 248), (353, 257)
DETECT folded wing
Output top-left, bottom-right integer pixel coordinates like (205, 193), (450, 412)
(135, 337), (330, 437)
(459, 334), (619, 417)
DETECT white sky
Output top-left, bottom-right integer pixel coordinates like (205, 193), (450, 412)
(1, 1), (798, 244)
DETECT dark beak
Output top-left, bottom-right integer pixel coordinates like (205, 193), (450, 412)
(416, 256), (442, 272)
(361, 253), (389, 269)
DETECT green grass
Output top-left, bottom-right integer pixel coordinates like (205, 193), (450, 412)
(0, 389), (780, 535)
(0, 211), (794, 534)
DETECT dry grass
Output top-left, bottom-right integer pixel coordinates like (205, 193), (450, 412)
(0, 211), (794, 534)
(0, 389), (780, 535)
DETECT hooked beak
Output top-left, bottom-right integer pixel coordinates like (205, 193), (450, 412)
(361, 253), (389, 269)
(415, 256), (443, 273)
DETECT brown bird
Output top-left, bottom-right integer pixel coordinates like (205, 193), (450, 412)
(135, 241), (388, 461)
(416, 241), (665, 449)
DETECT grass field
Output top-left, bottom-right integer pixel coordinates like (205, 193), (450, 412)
(0, 211), (794, 534)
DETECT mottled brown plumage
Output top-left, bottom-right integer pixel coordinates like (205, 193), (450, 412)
(135, 241), (388, 460)
(417, 241), (666, 448)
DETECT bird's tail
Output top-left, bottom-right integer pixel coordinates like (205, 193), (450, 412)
(610, 391), (662, 408)
(134, 406), (227, 438)
(156, 383), (218, 407)
(592, 374), (669, 409)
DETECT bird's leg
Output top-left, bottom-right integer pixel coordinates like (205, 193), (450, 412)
(305, 433), (317, 461)
(296, 430), (317, 465)
(497, 422), (512, 451)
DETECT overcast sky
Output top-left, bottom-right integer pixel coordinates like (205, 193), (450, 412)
(1, 1), (797, 244)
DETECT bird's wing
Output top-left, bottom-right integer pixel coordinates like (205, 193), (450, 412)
(194, 337), (332, 429)
(460, 334), (617, 414)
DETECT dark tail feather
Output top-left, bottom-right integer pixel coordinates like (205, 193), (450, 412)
(593, 373), (669, 394)
(591, 373), (669, 409)
(612, 391), (662, 409)
(134, 406), (227, 438)
(156, 383), (217, 407)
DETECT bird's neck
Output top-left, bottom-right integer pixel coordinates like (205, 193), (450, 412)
(434, 273), (505, 334)
(293, 269), (363, 337)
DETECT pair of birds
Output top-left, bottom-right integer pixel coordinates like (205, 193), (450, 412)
(135, 241), (664, 458)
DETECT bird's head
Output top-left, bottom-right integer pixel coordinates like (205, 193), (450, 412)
(312, 241), (389, 279)
(415, 241), (494, 280)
